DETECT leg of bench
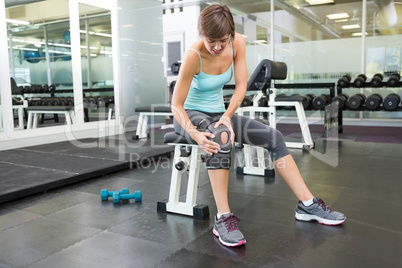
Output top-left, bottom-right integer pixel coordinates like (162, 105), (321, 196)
(27, 111), (33, 129)
(268, 101), (314, 150)
(108, 108), (113, 120)
(167, 145), (183, 206)
(185, 146), (202, 207)
(135, 113), (148, 139)
(158, 144), (209, 219)
(17, 107), (24, 129)
(256, 146), (266, 169)
(294, 102), (314, 149)
(32, 112), (39, 129)
(237, 144), (275, 177)
(65, 111), (73, 125)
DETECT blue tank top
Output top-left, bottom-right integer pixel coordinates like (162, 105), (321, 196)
(184, 37), (233, 113)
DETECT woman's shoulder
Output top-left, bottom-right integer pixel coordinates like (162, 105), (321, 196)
(186, 40), (203, 55)
(232, 33), (246, 57)
(185, 40), (204, 61)
(233, 33), (245, 47)
(182, 42), (203, 74)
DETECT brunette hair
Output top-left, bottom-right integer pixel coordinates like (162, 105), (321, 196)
(198, 4), (235, 39)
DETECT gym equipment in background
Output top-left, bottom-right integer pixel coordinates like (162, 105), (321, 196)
(331, 93), (349, 110)
(383, 93), (401, 111)
(353, 74), (367, 87)
(370, 73), (384, 87)
(22, 44), (42, 63)
(347, 93), (366, 110)
(365, 93), (383, 110)
(387, 73), (401, 87)
(312, 94), (331, 110)
(337, 74), (351, 87)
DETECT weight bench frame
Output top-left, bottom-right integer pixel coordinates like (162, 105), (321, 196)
(238, 59), (314, 150)
(26, 106), (75, 129)
(157, 132), (209, 219)
(134, 106), (172, 139)
(237, 92), (314, 150)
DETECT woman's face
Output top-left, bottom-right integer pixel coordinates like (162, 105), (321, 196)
(203, 34), (230, 56)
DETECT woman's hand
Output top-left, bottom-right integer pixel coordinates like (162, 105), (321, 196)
(190, 131), (220, 155)
(214, 115), (235, 145)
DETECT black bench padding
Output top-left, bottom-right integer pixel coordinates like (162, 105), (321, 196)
(275, 95), (305, 102)
(247, 59), (287, 92)
(135, 106), (171, 113)
(26, 106), (73, 111)
(164, 131), (197, 144)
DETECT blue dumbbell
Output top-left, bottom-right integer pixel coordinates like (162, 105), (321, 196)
(112, 190), (142, 203)
(100, 188), (129, 201)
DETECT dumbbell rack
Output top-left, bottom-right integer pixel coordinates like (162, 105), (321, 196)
(21, 87), (114, 126)
(335, 80), (402, 133)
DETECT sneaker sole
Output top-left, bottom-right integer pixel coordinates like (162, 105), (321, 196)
(213, 228), (246, 247)
(295, 212), (346, 225)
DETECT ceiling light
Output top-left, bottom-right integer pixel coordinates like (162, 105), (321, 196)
(19, 47), (38, 52)
(352, 32), (368, 36)
(94, 32), (112, 38)
(342, 24), (360, 30)
(306, 0), (334, 5)
(79, 30), (95, 35)
(335, 19), (348, 23)
(11, 38), (25, 43)
(6, 19), (29, 25)
(100, 51), (113, 55)
(327, 13), (349, 20)
(53, 43), (71, 48)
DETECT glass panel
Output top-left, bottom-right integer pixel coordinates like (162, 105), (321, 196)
(79, 4), (114, 122)
(119, 0), (164, 127)
(7, 0), (74, 129)
(364, 2), (402, 119)
(200, 0), (401, 123)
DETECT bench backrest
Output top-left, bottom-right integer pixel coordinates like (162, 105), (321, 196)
(247, 59), (287, 94)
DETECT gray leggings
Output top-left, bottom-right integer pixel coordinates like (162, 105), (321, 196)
(173, 110), (289, 162)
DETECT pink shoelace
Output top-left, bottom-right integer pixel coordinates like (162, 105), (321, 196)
(317, 198), (333, 212)
(217, 214), (240, 233)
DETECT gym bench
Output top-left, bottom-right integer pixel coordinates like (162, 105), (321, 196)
(157, 131), (209, 219)
(134, 105), (172, 139)
(237, 59), (314, 150)
(0, 102), (28, 131)
(26, 106), (75, 129)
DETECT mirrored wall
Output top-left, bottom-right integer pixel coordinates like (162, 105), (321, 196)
(6, 0), (115, 132)
(79, 4), (114, 122)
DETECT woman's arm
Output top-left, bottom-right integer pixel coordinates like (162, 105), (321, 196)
(224, 33), (247, 119)
(171, 50), (220, 155)
(215, 33), (247, 145)
(171, 51), (198, 136)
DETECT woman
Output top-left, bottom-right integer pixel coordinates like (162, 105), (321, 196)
(171, 4), (345, 247)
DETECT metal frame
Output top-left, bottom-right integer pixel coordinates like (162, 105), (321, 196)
(237, 90), (314, 150)
(164, 143), (203, 217)
(135, 112), (173, 139)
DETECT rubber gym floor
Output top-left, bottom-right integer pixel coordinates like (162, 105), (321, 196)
(0, 126), (401, 267)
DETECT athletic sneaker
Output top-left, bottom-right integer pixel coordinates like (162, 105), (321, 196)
(213, 213), (246, 247)
(295, 197), (346, 225)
